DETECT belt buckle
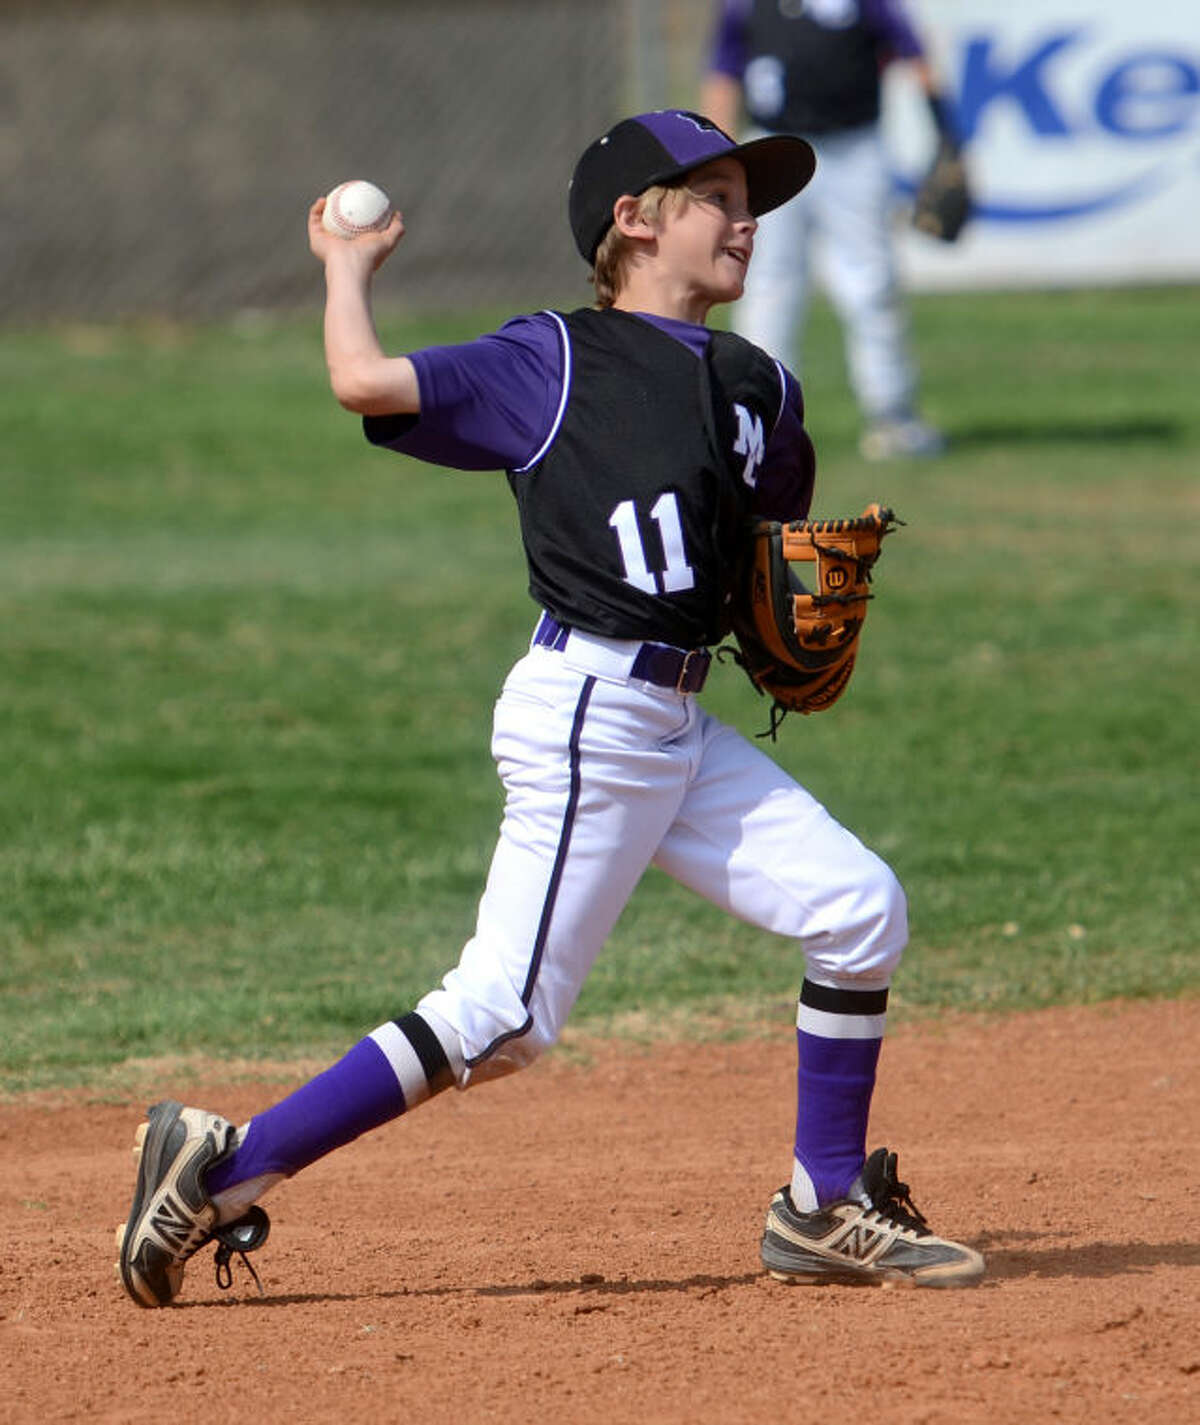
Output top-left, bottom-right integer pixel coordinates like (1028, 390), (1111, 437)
(675, 648), (707, 695)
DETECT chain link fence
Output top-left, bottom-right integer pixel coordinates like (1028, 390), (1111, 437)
(1, 0), (718, 323)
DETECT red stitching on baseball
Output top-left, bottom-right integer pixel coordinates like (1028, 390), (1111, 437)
(329, 183), (388, 234)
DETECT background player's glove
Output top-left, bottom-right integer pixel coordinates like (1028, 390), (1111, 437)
(726, 504), (901, 731)
(912, 138), (971, 243)
(912, 85), (971, 246)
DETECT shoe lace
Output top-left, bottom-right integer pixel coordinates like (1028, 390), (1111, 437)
(865, 1150), (931, 1237)
(209, 1205), (271, 1295)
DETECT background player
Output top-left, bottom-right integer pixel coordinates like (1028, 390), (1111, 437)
(116, 109), (983, 1307)
(702, 0), (961, 460)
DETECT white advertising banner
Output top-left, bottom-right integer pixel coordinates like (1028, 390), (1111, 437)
(886, 0), (1200, 288)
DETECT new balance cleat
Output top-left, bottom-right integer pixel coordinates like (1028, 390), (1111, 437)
(115, 1099), (270, 1307)
(761, 1147), (984, 1288)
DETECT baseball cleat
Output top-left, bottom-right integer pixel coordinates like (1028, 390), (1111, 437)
(115, 1099), (270, 1307)
(760, 1147), (984, 1288)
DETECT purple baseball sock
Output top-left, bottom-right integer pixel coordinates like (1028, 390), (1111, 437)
(792, 979), (888, 1207)
(793, 1029), (882, 1203)
(205, 1012), (456, 1193)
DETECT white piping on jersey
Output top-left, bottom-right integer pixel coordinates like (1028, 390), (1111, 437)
(510, 309), (572, 474)
(771, 358), (788, 432)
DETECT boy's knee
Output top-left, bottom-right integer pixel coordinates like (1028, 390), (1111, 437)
(419, 983), (560, 1089)
(462, 1029), (548, 1086)
(849, 857), (907, 980)
(806, 853), (907, 985)
(869, 863), (908, 976)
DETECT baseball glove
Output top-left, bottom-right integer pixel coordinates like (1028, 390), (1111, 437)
(726, 504), (901, 731)
(912, 139), (971, 243)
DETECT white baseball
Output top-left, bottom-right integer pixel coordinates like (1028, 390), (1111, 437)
(321, 180), (393, 239)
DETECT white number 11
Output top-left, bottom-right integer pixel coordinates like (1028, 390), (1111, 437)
(608, 493), (696, 595)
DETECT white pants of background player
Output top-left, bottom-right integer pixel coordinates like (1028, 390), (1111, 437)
(734, 122), (917, 424)
(418, 624), (906, 1081)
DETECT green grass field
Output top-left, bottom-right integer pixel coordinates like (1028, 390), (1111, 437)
(2, 287), (1197, 1092)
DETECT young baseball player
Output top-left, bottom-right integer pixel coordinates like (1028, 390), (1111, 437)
(116, 110), (983, 1308)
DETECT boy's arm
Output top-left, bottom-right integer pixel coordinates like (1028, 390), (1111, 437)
(308, 197), (421, 416)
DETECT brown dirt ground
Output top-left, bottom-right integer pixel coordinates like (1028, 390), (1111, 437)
(2, 998), (1198, 1425)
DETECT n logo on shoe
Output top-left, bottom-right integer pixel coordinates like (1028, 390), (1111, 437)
(150, 1192), (204, 1249)
(837, 1224), (875, 1261)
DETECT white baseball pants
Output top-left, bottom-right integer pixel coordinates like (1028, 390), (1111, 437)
(734, 122), (917, 422)
(418, 626), (907, 1084)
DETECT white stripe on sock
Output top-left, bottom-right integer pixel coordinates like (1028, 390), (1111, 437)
(796, 1002), (887, 1040)
(416, 1005), (467, 1082)
(369, 1021), (434, 1106)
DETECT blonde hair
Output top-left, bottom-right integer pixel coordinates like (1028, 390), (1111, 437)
(590, 184), (688, 308)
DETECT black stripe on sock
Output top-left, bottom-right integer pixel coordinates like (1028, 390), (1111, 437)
(395, 1011), (455, 1096)
(799, 979), (889, 1018)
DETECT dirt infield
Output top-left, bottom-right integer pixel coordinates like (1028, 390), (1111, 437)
(3, 998), (1197, 1424)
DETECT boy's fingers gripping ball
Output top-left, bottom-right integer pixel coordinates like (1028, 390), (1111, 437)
(321, 180), (393, 239)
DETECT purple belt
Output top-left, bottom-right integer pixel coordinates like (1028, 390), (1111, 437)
(534, 614), (711, 695)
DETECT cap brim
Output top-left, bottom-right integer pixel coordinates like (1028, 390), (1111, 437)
(643, 132), (816, 220)
(730, 133), (817, 217)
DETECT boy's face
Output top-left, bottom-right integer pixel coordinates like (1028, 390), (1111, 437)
(658, 157), (757, 309)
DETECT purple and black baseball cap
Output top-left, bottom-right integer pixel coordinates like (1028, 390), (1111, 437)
(569, 109), (816, 263)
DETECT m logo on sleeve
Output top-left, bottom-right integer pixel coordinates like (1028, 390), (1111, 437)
(733, 402), (766, 487)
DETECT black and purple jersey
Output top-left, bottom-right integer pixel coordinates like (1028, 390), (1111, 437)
(365, 308), (815, 646)
(364, 308), (811, 518)
(709, 0), (924, 136)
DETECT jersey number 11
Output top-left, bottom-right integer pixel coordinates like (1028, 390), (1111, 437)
(608, 493), (696, 596)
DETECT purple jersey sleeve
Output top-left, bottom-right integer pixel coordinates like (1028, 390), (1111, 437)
(363, 312), (564, 472)
(866, 0), (924, 62)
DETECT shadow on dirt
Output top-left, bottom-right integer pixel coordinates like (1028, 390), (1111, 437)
(970, 1231), (1200, 1280)
(174, 1269), (769, 1309)
(174, 1238), (1200, 1310)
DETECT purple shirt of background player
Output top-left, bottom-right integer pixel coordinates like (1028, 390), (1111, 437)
(708, 0), (924, 80)
(364, 310), (815, 523)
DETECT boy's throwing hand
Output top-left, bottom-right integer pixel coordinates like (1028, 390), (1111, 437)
(308, 196), (405, 271)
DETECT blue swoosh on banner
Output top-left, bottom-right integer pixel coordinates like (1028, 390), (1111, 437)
(894, 162), (1173, 223)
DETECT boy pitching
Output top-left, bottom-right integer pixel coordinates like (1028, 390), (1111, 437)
(116, 110), (982, 1307)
